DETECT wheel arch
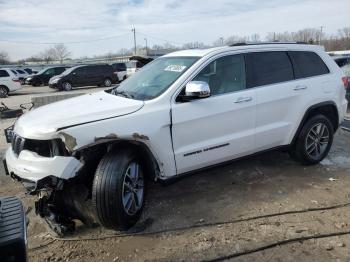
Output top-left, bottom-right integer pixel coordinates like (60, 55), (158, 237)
(291, 101), (339, 145)
(75, 139), (160, 182)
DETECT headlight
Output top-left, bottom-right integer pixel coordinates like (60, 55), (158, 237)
(51, 78), (59, 84)
(26, 77), (32, 81)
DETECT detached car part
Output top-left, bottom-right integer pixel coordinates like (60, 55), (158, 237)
(0, 102), (23, 119)
(0, 197), (27, 262)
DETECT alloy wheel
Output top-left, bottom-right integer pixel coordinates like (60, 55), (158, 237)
(122, 162), (144, 215)
(104, 79), (112, 87)
(0, 87), (8, 98)
(305, 123), (329, 159)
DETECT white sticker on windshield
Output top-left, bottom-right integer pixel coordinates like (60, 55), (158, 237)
(164, 65), (187, 72)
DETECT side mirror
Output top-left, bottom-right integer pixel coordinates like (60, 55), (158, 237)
(184, 81), (211, 100)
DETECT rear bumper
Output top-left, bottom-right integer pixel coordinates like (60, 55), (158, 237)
(4, 147), (83, 184)
(10, 82), (22, 92)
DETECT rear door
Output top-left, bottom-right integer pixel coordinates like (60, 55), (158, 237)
(247, 51), (299, 150)
(250, 50), (330, 150)
(84, 66), (99, 85)
(172, 54), (256, 174)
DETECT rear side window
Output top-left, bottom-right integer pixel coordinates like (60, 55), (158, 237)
(289, 51), (329, 79)
(0, 70), (9, 77)
(246, 51), (294, 88)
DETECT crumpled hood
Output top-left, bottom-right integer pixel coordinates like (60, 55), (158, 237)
(14, 91), (144, 139)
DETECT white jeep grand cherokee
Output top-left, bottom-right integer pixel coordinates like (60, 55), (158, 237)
(3, 43), (348, 233)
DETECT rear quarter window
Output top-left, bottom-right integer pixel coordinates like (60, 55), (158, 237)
(246, 51), (294, 88)
(0, 70), (9, 77)
(288, 51), (330, 79)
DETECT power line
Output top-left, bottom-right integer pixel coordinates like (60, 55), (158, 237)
(137, 31), (185, 46)
(0, 32), (131, 45)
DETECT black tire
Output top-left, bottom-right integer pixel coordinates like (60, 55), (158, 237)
(92, 148), (145, 230)
(32, 79), (42, 87)
(0, 86), (9, 98)
(61, 82), (72, 91)
(290, 114), (334, 165)
(103, 78), (112, 87)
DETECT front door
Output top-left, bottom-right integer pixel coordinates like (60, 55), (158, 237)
(171, 54), (256, 174)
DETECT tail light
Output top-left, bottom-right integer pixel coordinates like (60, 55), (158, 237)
(342, 77), (349, 90)
(12, 78), (20, 82)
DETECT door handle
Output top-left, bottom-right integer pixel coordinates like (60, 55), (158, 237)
(235, 97), (252, 103)
(294, 85), (307, 91)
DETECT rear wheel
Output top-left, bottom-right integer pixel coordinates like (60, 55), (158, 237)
(92, 149), (145, 230)
(0, 86), (8, 98)
(290, 115), (334, 165)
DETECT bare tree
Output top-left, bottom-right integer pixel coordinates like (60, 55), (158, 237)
(0, 51), (10, 64)
(250, 34), (261, 42)
(224, 35), (249, 45)
(40, 48), (56, 64)
(182, 42), (206, 49)
(53, 44), (71, 63)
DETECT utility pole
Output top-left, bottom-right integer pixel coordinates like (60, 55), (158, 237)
(131, 28), (137, 55)
(144, 38), (148, 56)
(320, 26), (324, 45)
(220, 37), (224, 46)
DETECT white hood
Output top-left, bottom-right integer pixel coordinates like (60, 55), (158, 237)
(14, 91), (144, 139)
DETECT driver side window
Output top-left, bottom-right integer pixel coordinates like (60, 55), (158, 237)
(193, 54), (246, 96)
(44, 68), (55, 75)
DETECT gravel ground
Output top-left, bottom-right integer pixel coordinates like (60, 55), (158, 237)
(1, 85), (350, 261)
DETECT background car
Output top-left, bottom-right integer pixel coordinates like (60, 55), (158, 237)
(126, 56), (153, 77)
(49, 64), (117, 91)
(23, 68), (35, 75)
(111, 62), (127, 82)
(0, 68), (22, 97)
(14, 69), (29, 84)
(334, 56), (350, 100)
(25, 66), (68, 86)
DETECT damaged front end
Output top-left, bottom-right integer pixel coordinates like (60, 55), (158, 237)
(3, 132), (99, 236)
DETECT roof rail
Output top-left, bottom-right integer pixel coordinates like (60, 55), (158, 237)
(229, 41), (308, 47)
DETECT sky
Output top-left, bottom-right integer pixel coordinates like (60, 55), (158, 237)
(0, 0), (349, 60)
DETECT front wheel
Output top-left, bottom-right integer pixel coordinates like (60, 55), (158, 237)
(32, 80), (42, 87)
(61, 82), (72, 91)
(103, 78), (112, 87)
(290, 115), (334, 165)
(92, 149), (145, 230)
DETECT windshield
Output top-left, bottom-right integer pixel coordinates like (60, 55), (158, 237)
(110, 56), (199, 100)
